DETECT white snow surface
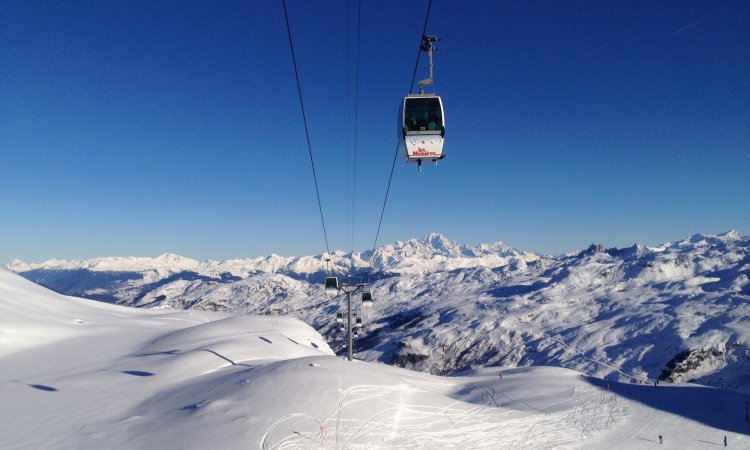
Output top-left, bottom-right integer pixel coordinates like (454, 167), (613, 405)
(2, 269), (749, 449)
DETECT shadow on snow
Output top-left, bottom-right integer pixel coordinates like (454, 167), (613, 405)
(583, 376), (750, 435)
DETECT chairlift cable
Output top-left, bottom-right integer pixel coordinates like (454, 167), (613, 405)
(350, 0), (362, 255)
(369, 0), (434, 267)
(281, 0), (333, 262)
(345, 0), (352, 255)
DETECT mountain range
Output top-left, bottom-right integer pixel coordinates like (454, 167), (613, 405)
(5, 231), (749, 393)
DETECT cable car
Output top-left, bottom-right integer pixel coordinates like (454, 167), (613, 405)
(325, 277), (339, 298)
(399, 94), (445, 170)
(361, 291), (373, 308)
(398, 35), (445, 173)
(355, 317), (363, 328)
(336, 312), (344, 323)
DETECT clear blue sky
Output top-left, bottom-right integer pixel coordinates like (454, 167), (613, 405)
(2, 0), (748, 262)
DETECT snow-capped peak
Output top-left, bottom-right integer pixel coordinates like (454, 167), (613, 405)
(423, 232), (453, 247)
(606, 243), (651, 260)
(681, 230), (745, 248)
(721, 229), (742, 242)
(581, 244), (606, 256)
(155, 253), (192, 262)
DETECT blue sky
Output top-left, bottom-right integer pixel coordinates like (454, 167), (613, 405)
(1, 0), (748, 262)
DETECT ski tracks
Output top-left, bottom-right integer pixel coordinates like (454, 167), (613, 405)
(261, 382), (629, 449)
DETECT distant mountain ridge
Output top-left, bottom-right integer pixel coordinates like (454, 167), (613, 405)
(5, 233), (536, 280)
(5, 231), (750, 393)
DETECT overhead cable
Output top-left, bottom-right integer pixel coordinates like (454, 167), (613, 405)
(369, 0), (434, 267)
(281, 0), (333, 260)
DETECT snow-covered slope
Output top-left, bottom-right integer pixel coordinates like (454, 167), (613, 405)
(6, 231), (750, 394)
(1, 269), (748, 448)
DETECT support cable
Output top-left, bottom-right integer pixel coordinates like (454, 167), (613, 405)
(350, 0), (362, 255)
(369, 0), (433, 266)
(281, 0), (332, 261)
(346, 0), (352, 254)
(408, 0), (434, 96)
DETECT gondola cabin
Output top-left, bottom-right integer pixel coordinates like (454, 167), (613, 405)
(361, 291), (373, 308)
(324, 276), (339, 298)
(398, 94), (445, 170)
(336, 312), (344, 323)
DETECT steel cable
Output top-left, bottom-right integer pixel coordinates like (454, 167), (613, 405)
(281, 0), (332, 261)
(369, 0), (434, 267)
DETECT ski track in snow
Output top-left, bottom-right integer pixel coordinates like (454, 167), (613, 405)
(261, 383), (629, 449)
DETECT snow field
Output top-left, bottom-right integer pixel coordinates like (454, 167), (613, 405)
(1, 269), (749, 449)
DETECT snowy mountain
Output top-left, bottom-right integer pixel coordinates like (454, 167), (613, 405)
(2, 268), (748, 448)
(5, 231), (750, 394)
(5, 233), (535, 286)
